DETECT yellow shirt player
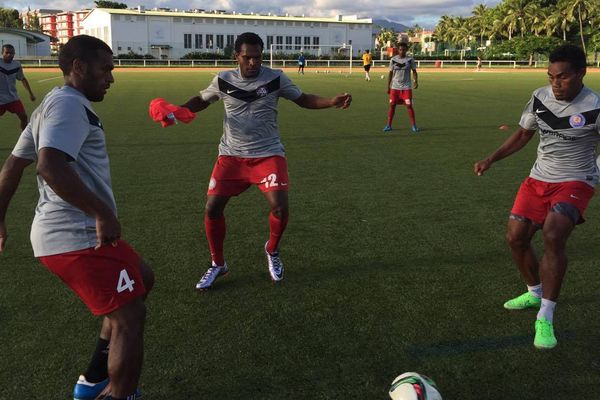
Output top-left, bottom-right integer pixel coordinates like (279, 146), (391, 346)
(362, 50), (373, 81)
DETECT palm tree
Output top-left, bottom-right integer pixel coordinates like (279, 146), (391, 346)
(471, 3), (489, 46)
(564, 0), (594, 52)
(503, 0), (528, 38)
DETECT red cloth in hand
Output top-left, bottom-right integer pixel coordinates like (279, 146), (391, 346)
(149, 98), (196, 127)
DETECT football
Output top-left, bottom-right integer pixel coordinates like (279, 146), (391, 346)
(389, 372), (442, 400)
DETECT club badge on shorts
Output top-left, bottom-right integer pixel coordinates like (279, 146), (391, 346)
(569, 114), (586, 128)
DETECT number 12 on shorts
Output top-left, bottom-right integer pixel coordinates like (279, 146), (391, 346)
(117, 268), (135, 293)
(260, 173), (279, 189)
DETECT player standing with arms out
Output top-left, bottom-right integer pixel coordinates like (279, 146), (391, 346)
(1, 44), (36, 131)
(383, 42), (419, 133)
(474, 45), (600, 350)
(176, 32), (351, 290)
(362, 49), (372, 81)
(0, 35), (154, 399)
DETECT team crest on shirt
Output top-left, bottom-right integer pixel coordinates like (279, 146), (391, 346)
(256, 86), (268, 97)
(569, 113), (586, 128)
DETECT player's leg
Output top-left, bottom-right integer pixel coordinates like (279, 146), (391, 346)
(264, 190), (289, 254)
(504, 178), (546, 310)
(105, 297), (146, 398)
(16, 111), (28, 130)
(384, 91), (397, 132)
(401, 91), (419, 132)
(205, 195), (231, 266)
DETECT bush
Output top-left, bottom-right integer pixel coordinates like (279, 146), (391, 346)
(116, 51), (155, 59)
(181, 52), (231, 60)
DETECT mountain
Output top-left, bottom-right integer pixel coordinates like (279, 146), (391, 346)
(373, 19), (410, 32)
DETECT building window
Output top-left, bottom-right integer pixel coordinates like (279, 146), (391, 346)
(136, 16), (145, 22)
(313, 36), (320, 46)
(226, 35), (234, 48)
(267, 36), (273, 49)
(295, 36), (301, 50)
(304, 36), (310, 46)
(184, 33), (192, 49)
(285, 36), (292, 50)
(216, 35), (224, 49)
(206, 34), (214, 49)
(195, 34), (203, 49)
(276, 36), (283, 50)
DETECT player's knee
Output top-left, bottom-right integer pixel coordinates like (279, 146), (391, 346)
(542, 229), (568, 251)
(110, 299), (146, 332)
(205, 202), (224, 219)
(506, 231), (530, 251)
(270, 205), (288, 220)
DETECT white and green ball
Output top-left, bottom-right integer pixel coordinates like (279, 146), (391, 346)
(389, 372), (442, 400)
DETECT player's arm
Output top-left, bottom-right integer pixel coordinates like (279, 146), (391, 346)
(20, 77), (36, 102)
(387, 71), (393, 94)
(412, 69), (419, 89)
(37, 147), (120, 248)
(293, 93), (352, 109)
(474, 127), (536, 176)
(181, 96), (211, 113)
(0, 155), (34, 252)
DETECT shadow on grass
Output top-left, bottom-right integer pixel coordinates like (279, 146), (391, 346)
(406, 330), (576, 359)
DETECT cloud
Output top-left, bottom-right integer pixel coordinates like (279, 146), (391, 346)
(3, 0), (502, 27)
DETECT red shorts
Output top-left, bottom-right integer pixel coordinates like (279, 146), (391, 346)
(39, 240), (146, 316)
(511, 177), (595, 226)
(0, 100), (25, 116)
(207, 155), (289, 196)
(389, 89), (413, 105)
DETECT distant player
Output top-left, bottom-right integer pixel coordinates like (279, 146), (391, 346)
(1, 44), (36, 130)
(177, 32), (351, 290)
(362, 49), (372, 81)
(383, 42), (419, 133)
(298, 53), (305, 74)
(0, 35), (154, 399)
(474, 44), (600, 350)
(476, 56), (482, 71)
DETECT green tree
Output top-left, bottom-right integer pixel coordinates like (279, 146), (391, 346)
(564, 0), (595, 52)
(0, 8), (23, 28)
(94, 0), (128, 9)
(471, 3), (489, 46)
(375, 29), (398, 50)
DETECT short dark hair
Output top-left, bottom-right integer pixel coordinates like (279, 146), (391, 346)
(398, 42), (408, 49)
(234, 32), (264, 53)
(59, 35), (113, 75)
(549, 44), (586, 71)
(2, 44), (15, 52)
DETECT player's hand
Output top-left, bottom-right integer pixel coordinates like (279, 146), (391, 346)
(30, 94), (36, 102)
(413, 81), (419, 89)
(0, 220), (7, 252)
(474, 158), (492, 176)
(386, 87), (390, 94)
(332, 93), (352, 109)
(95, 212), (121, 249)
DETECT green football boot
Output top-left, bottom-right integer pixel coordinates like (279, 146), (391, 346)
(534, 317), (557, 349)
(503, 292), (541, 310)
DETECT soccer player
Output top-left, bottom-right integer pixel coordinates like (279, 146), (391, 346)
(474, 44), (600, 350)
(179, 32), (351, 290)
(362, 49), (372, 81)
(0, 35), (154, 399)
(298, 53), (305, 74)
(383, 42), (419, 133)
(1, 44), (36, 130)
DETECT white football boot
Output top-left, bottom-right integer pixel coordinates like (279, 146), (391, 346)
(196, 263), (229, 291)
(265, 242), (284, 282)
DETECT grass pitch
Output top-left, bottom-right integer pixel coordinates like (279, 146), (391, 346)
(1, 68), (600, 399)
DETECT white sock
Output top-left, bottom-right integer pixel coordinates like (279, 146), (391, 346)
(537, 298), (557, 323)
(527, 284), (542, 298)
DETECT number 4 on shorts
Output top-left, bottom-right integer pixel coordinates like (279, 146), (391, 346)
(117, 268), (135, 293)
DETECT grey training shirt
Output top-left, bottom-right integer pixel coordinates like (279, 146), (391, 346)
(0, 59), (24, 105)
(519, 85), (600, 187)
(389, 56), (416, 90)
(11, 86), (117, 257)
(200, 66), (303, 157)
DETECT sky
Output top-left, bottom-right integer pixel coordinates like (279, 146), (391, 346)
(1, 0), (502, 28)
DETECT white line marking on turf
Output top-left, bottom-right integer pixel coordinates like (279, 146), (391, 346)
(37, 76), (62, 83)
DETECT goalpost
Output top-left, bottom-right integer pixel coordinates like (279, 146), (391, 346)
(268, 43), (353, 74)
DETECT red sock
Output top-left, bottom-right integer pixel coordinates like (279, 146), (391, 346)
(387, 105), (396, 126)
(266, 212), (288, 254)
(204, 215), (226, 266)
(407, 105), (416, 126)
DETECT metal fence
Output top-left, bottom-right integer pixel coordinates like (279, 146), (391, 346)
(17, 58), (600, 68)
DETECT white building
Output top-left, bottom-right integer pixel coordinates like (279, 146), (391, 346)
(81, 7), (373, 59)
(0, 28), (52, 57)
